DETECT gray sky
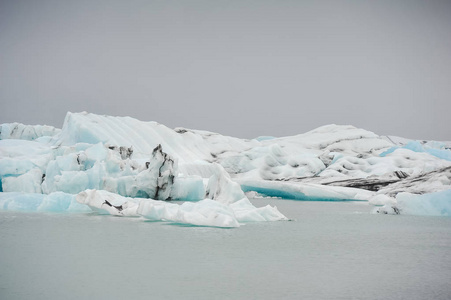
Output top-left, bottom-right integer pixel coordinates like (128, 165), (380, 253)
(1, 0), (450, 140)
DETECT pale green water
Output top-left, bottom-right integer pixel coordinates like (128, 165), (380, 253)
(1, 199), (450, 300)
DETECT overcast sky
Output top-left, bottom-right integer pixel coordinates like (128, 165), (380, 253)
(1, 0), (450, 140)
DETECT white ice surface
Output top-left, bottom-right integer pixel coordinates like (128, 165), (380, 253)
(51, 112), (258, 163)
(0, 123), (60, 141)
(1, 111), (450, 220)
(0, 188), (287, 227)
(76, 189), (287, 227)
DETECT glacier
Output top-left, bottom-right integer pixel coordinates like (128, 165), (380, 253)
(0, 111), (450, 225)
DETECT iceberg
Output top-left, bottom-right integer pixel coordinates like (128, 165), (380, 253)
(75, 189), (286, 227)
(239, 179), (374, 201)
(0, 192), (90, 213)
(374, 189), (451, 216)
(1, 111), (450, 223)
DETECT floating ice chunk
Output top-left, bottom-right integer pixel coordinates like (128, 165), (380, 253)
(77, 189), (239, 227)
(136, 199), (178, 221)
(396, 190), (451, 216)
(0, 192), (43, 211)
(175, 200), (240, 227)
(38, 192), (89, 212)
(205, 163), (246, 204)
(374, 190), (451, 216)
(0, 192), (90, 213)
(76, 189), (139, 216)
(373, 204), (399, 215)
(139, 199), (240, 228)
(76, 189), (287, 227)
(230, 198), (288, 222)
(239, 179), (374, 201)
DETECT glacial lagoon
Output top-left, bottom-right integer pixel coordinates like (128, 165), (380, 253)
(1, 198), (450, 300)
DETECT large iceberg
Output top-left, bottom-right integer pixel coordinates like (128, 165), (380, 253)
(0, 113), (289, 227)
(1, 111), (450, 221)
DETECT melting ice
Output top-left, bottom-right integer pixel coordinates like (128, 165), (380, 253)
(1, 112), (450, 226)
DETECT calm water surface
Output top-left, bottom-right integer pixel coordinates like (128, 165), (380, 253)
(1, 199), (450, 300)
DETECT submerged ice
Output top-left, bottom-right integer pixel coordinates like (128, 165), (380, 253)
(1, 111), (450, 223)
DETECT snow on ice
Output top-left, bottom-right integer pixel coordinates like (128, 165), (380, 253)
(0, 111), (450, 224)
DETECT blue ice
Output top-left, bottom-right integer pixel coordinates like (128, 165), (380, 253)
(380, 141), (451, 161)
(0, 192), (91, 213)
